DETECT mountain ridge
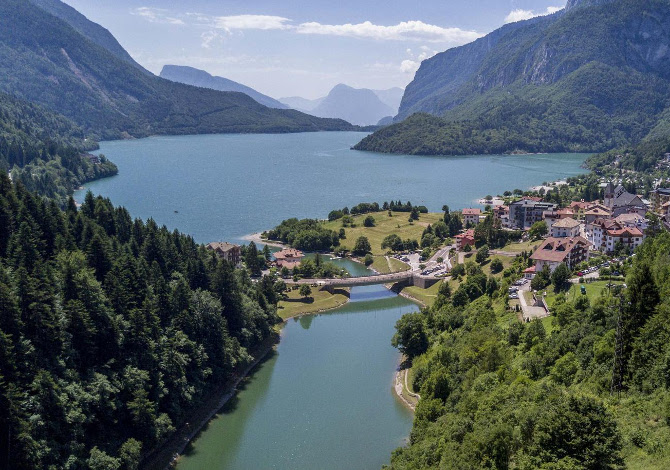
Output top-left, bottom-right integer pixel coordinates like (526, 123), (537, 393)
(357, 0), (670, 155)
(159, 65), (288, 109)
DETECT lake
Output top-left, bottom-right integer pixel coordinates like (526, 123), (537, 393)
(74, 131), (590, 470)
(76, 132), (589, 245)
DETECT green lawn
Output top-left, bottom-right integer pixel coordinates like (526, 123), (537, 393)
(481, 255), (514, 277)
(503, 240), (541, 253)
(369, 255), (410, 274)
(277, 287), (350, 320)
(323, 211), (445, 256)
(400, 279), (450, 308)
(544, 280), (624, 308)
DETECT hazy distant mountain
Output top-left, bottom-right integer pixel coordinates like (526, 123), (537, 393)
(160, 65), (288, 109)
(280, 86), (404, 122)
(371, 87), (404, 113)
(28, 0), (146, 72)
(278, 96), (324, 113)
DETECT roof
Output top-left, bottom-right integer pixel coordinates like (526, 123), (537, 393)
(552, 217), (581, 229)
(274, 248), (304, 260)
(462, 208), (481, 215)
(455, 229), (475, 240)
(585, 207), (612, 216)
(207, 242), (240, 252)
(510, 199), (556, 209)
(524, 266), (536, 273)
(531, 236), (590, 263)
(612, 192), (645, 208)
(606, 227), (643, 237)
(569, 201), (590, 210)
(652, 187), (670, 196)
(614, 213), (645, 224)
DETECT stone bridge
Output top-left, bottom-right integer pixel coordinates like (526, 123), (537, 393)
(290, 270), (440, 292)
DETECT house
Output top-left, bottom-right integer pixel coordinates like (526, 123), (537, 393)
(584, 205), (612, 225)
(543, 207), (575, 230)
(530, 236), (590, 272)
(603, 182), (647, 216)
(613, 213), (648, 231)
(455, 229), (475, 251)
(550, 217), (582, 238)
(508, 199), (557, 230)
(568, 201), (591, 220)
(462, 208), (481, 226)
(273, 248), (304, 269)
(206, 242), (242, 267)
(494, 205), (509, 227)
(84, 153), (101, 164)
(603, 226), (644, 254)
(523, 266), (536, 280)
(650, 188), (670, 213)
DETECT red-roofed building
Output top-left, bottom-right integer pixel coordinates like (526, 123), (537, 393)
(455, 229), (475, 251)
(603, 226), (644, 253)
(530, 236), (590, 272)
(273, 248), (304, 269)
(462, 208), (481, 226)
(523, 266), (536, 279)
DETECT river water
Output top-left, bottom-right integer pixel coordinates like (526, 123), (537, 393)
(75, 132), (589, 469)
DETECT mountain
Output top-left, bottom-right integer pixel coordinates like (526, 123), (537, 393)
(356, 0), (670, 155)
(280, 86), (404, 123)
(371, 87), (405, 113)
(307, 84), (395, 126)
(28, 0), (146, 72)
(0, 0), (354, 140)
(278, 96), (324, 112)
(159, 65), (288, 109)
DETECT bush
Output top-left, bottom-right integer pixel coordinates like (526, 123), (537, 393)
(364, 215), (375, 227)
(364, 254), (374, 266)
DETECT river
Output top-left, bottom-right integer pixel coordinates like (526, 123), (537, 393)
(75, 132), (589, 470)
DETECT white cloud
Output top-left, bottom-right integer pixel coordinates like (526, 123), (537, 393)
(200, 30), (223, 49)
(504, 6), (564, 24)
(132, 7), (184, 25)
(295, 20), (481, 43)
(400, 59), (420, 74)
(212, 15), (292, 32)
(136, 10), (482, 45)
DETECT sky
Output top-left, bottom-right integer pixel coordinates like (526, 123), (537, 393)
(62, 0), (565, 99)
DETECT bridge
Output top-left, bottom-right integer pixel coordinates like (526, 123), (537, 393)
(289, 270), (440, 291)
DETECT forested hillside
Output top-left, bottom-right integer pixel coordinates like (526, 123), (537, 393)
(0, 177), (281, 468)
(0, 0), (355, 140)
(389, 233), (670, 469)
(0, 92), (116, 206)
(357, 0), (670, 155)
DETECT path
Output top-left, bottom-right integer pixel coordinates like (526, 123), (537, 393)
(517, 285), (549, 321)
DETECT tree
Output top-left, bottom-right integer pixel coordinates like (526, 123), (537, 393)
(551, 263), (571, 291)
(339, 228), (346, 239)
(363, 215), (375, 227)
(381, 234), (402, 252)
(299, 284), (312, 298)
(392, 313), (428, 359)
(528, 221), (548, 241)
(490, 258), (504, 273)
(353, 236), (371, 256)
(363, 254), (374, 266)
(531, 265), (551, 291)
(475, 244), (489, 264)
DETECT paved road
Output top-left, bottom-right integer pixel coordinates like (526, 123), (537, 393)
(517, 284), (550, 321)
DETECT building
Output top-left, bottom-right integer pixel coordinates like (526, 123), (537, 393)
(508, 199), (557, 230)
(273, 248), (304, 269)
(550, 217), (582, 238)
(455, 229), (475, 251)
(584, 205), (612, 225)
(603, 182), (647, 216)
(493, 205), (509, 227)
(206, 242), (242, 267)
(543, 207), (575, 230)
(603, 226), (644, 254)
(650, 188), (670, 213)
(523, 266), (536, 280)
(530, 236), (591, 272)
(613, 213), (648, 231)
(462, 208), (481, 226)
(568, 201), (591, 220)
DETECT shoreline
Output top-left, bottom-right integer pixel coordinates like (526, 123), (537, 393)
(241, 232), (285, 248)
(140, 334), (278, 470)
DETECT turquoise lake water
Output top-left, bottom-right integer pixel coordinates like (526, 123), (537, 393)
(76, 132), (589, 244)
(73, 132), (590, 469)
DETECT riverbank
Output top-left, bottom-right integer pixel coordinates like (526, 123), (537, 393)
(278, 287), (351, 320)
(241, 232), (285, 248)
(140, 333), (279, 470)
(394, 364), (420, 411)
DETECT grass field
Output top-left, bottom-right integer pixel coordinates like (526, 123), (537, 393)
(323, 211), (445, 256)
(503, 240), (541, 253)
(544, 280), (624, 308)
(277, 287), (350, 320)
(400, 280), (451, 308)
(368, 255), (410, 274)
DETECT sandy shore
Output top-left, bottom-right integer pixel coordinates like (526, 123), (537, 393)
(241, 232), (285, 248)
